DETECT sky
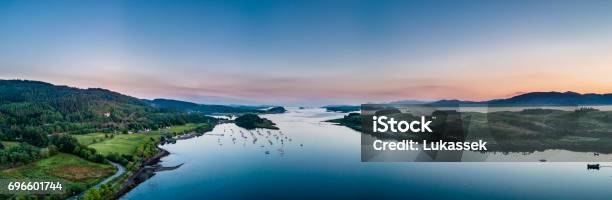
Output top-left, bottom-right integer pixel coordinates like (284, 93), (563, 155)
(1, 0), (612, 106)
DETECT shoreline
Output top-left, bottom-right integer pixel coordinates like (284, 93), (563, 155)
(111, 124), (217, 199)
(108, 119), (274, 199)
(112, 145), (170, 199)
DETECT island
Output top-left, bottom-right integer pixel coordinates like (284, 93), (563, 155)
(322, 105), (360, 113)
(326, 113), (362, 131)
(265, 106), (287, 114)
(234, 114), (279, 130)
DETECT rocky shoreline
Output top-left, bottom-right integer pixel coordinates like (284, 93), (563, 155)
(110, 127), (214, 199)
(112, 145), (170, 199)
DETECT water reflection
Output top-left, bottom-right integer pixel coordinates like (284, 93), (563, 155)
(123, 108), (612, 200)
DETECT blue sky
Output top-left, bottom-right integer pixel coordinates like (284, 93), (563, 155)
(2, 0), (612, 106)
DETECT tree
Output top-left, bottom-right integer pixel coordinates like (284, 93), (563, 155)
(82, 188), (102, 200)
(49, 134), (78, 153)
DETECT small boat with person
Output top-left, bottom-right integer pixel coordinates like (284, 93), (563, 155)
(587, 164), (600, 170)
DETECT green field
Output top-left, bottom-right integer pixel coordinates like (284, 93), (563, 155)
(76, 133), (161, 156)
(0, 153), (115, 197)
(165, 123), (201, 133)
(74, 133), (111, 146)
(75, 123), (206, 156)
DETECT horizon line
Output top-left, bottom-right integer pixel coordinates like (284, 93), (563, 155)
(4, 78), (612, 106)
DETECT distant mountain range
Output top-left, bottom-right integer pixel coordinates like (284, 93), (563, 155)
(148, 98), (259, 114)
(325, 91), (612, 109)
(427, 91), (612, 107)
(387, 100), (432, 105)
(149, 99), (286, 114)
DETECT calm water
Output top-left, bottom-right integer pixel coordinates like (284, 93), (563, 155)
(122, 108), (612, 200)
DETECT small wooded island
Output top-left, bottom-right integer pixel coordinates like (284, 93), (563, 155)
(234, 114), (279, 130)
(266, 106), (287, 114)
(323, 105), (360, 113)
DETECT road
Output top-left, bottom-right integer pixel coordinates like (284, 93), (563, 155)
(67, 160), (126, 199)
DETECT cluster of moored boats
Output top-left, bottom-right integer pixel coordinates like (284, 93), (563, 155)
(214, 127), (303, 156)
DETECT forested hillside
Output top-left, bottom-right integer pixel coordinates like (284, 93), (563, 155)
(149, 98), (260, 114)
(0, 80), (215, 167)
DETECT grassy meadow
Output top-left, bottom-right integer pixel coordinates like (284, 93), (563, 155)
(77, 133), (162, 156)
(75, 123), (207, 156)
(165, 123), (201, 133)
(0, 153), (115, 197)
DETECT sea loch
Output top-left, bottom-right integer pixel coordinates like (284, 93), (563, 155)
(123, 108), (612, 200)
